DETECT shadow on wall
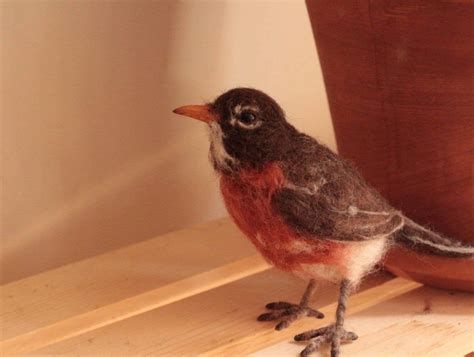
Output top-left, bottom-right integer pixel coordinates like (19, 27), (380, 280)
(1, 1), (229, 283)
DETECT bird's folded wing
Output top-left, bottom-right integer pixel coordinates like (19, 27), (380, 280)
(271, 179), (403, 242)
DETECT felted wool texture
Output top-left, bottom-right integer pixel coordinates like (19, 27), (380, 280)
(394, 218), (474, 258)
(206, 87), (474, 286)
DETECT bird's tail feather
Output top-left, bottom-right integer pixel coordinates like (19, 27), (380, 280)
(394, 218), (474, 258)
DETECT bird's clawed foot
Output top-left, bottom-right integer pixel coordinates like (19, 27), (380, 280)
(294, 324), (358, 357)
(257, 301), (325, 330)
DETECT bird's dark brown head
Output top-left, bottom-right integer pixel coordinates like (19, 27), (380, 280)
(173, 88), (297, 173)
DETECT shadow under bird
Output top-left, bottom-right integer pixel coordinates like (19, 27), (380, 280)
(173, 88), (474, 357)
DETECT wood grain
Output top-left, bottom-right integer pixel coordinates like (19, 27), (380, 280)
(204, 277), (420, 356)
(255, 284), (474, 356)
(0, 219), (256, 343)
(306, 0), (474, 291)
(306, 0), (473, 242)
(2, 216), (472, 356)
(0, 255), (270, 354)
(385, 246), (474, 292)
(33, 270), (394, 355)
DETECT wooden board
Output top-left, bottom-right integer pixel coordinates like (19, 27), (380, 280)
(306, 0), (474, 242)
(32, 271), (412, 355)
(1, 255), (270, 354)
(2, 217), (473, 356)
(0, 218), (260, 346)
(254, 285), (474, 356)
(306, 0), (474, 293)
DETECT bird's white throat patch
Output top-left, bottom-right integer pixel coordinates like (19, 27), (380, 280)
(208, 122), (237, 171)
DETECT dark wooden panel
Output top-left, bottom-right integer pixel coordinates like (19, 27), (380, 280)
(307, 0), (473, 242)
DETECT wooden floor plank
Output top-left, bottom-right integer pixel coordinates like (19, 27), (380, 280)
(0, 218), (256, 341)
(33, 270), (394, 355)
(3, 215), (471, 356)
(0, 255), (270, 355)
(205, 277), (420, 356)
(253, 285), (474, 356)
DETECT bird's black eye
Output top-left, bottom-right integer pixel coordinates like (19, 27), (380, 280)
(240, 111), (256, 124)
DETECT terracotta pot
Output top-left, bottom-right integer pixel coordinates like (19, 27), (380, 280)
(306, 0), (474, 291)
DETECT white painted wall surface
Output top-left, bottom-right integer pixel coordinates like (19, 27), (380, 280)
(1, 0), (334, 283)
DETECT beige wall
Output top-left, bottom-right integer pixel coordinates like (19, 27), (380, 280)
(1, 0), (335, 283)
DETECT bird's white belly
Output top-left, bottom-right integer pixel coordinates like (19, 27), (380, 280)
(293, 238), (388, 285)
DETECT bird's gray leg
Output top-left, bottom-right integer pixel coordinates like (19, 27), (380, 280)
(295, 279), (357, 357)
(300, 278), (317, 308)
(257, 279), (324, 330)
(331, 279), (351, 357)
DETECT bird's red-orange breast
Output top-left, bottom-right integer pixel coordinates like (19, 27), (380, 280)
(220, 163), (348, 276)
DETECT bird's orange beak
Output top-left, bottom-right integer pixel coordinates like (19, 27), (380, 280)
(172, 104), (217, 123)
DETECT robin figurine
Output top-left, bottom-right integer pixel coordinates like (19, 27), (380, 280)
(173, 88), (474, 356)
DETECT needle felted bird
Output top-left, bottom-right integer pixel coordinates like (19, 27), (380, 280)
(173, 88), (474, 357)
